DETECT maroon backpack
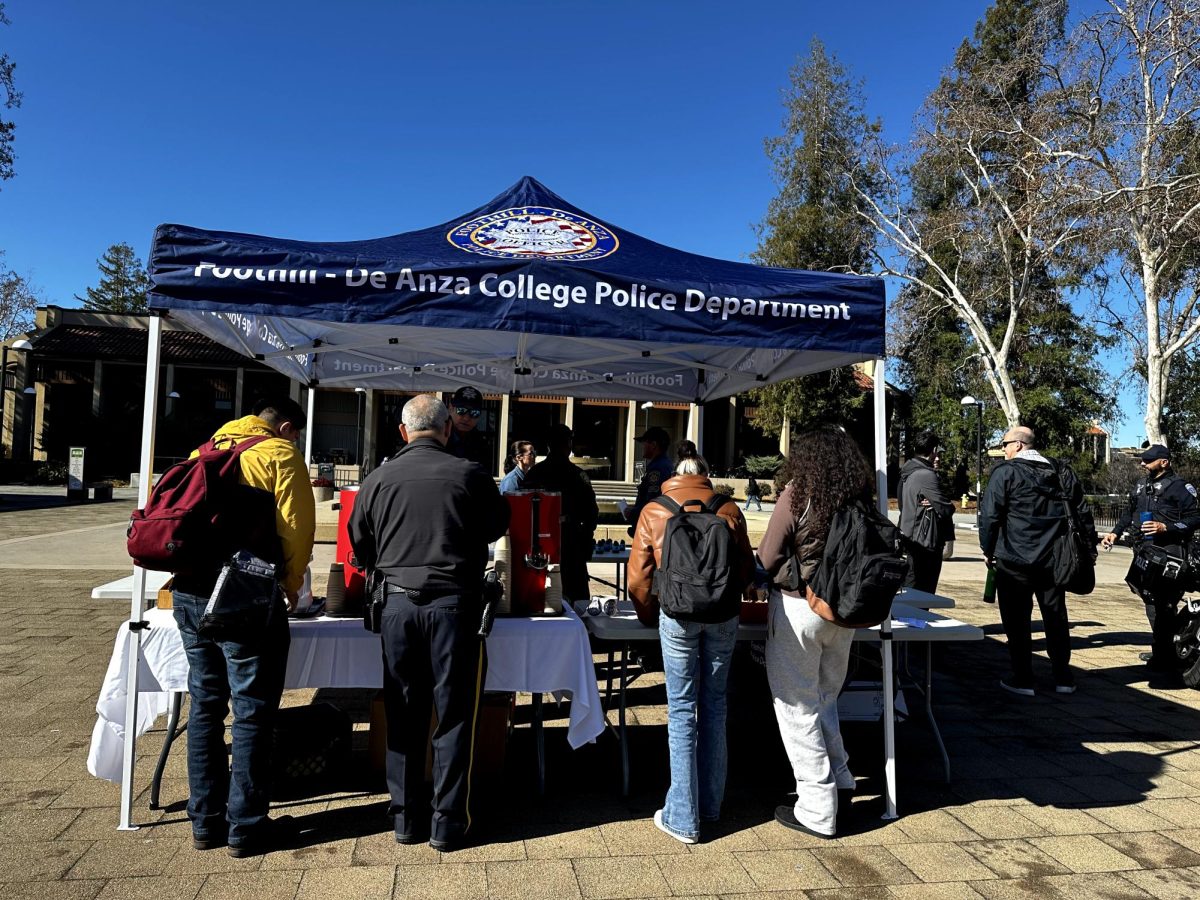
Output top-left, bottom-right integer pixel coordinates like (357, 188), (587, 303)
(127, 436), (273, 573)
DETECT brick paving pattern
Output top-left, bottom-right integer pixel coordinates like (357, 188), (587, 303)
(4, 497), (1200, 898)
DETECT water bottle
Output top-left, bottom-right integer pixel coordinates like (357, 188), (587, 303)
(1141, 511), (1154, 541)
(982, 567), (996, 604)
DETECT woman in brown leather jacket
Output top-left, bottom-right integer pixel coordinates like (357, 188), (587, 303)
(757, 427), (873, 838)
(627, 453), (754, 844)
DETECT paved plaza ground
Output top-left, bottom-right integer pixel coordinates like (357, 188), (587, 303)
(5, 492), (1200, 898)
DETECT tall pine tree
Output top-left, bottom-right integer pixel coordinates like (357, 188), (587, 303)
(76, 243), (151, 314)
(749, 38), (881, 436)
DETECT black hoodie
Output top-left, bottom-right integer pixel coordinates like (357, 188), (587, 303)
(978, 456), (1095, 571)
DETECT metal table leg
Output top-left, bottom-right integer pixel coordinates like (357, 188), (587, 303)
(925, 642), (950, 783)
(605, 650), (614, 708)
(532, 692), (545, 796)
(150, 691), (185, 810)
(620, 643), (629, 796)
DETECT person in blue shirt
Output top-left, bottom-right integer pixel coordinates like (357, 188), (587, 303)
(499, 441), (536, 494)
(624, 426), (674, 535)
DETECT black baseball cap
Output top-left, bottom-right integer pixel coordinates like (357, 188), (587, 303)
(634, 426), (670, 447)
(450, 386), (483, 406)
(1140, 444), (1170, 462)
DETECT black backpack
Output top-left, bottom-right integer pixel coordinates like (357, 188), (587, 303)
(810, 501), (909, 628)
(651, 494), (744, 622)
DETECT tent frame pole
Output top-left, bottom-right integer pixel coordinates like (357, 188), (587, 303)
(305, 384), (315, 466)
(874, 359), (898, 820)
(119, 314), (163, 830)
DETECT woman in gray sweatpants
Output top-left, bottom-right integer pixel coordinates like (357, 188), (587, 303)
(757, 428), (873, 837)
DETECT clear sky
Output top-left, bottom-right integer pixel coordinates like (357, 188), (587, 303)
(0, 0), (1140, 442)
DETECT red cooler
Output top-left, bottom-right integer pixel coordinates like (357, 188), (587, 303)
(336, 486), (367, 606)
(505, 491), (561, 616)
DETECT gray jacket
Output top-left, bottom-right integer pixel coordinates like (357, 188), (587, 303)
(898, 457), (953, 543)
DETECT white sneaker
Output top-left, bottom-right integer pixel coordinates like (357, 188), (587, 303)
(999, 678), (1035, 697)
(653, 809), (697, 845)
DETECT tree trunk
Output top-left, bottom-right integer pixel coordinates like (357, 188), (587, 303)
(1145, 351), (1168, 446)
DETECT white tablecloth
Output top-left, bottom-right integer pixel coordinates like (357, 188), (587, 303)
(89, 605), (603, 782)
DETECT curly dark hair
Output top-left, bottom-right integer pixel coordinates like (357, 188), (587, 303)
(784, 427), (874, 535)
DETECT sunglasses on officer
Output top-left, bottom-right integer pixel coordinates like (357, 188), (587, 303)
(453, 407), (481, 418)
(1001, 439), (1024, 449)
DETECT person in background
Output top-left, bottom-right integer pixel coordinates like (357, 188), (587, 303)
(348, 395), (510, 851)
(979, 426), (1095, 697)
(1101, 444), (1200, 685)
(500, 440), (536, 494)
(757, 427), (871, 839)
(626, 452), (754, 844)
(624, 426), (673, 535)
(523, 424), (600, 603)
(171, 396), (315, 857)
(744, 476), (763, 512)
(446, 385), (491, 469)
(898, 431), (954, 592)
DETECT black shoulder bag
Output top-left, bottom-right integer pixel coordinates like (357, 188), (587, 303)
(1050, 462), (1097, 596)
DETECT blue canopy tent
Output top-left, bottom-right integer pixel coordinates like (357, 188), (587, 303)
(116, 177), (897, 828)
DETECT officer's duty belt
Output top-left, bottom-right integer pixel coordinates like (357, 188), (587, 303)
(387, 585), (463, 602)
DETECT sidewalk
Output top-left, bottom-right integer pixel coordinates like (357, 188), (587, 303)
(4, 500), (1200, 898)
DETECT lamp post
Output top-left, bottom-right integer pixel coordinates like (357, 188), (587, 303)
(355, 387), (366, 469)
(640, 400), (653, 433)
(960, 395), (984, 499)
(23, 385), (37, 461)
(1, 339), (33, 459)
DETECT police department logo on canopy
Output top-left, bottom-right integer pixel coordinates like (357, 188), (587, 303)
(447, 207), (618, 260)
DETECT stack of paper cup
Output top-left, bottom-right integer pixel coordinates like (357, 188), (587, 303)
(493, 535), (511, 615)
(325, 563), (346, 616)
(543, 564), (563, 615)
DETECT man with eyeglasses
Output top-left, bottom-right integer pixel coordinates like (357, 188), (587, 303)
(978, 426), (1095, 697)
(446, 386), (491, 469)
(1102, 444), (1200, 684)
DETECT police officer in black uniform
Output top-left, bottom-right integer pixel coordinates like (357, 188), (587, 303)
(446, 386), (492, 469)
(348, 395), (510, 851)
(623, 426), (674, 536)
(1102, 444), (1200, 683)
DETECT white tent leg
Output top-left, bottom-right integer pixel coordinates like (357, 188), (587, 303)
(120, 315), (163, 830)
(874, 359), (898, 820)
(304, 385), (315, 467)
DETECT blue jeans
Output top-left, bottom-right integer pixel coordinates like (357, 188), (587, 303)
(173, 590), (289, 843)
(658, 613), (738, 840)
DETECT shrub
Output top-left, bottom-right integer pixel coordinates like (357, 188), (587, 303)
(26, 460), (70, 485)
(757, 482), (773, 500)
(713, 483), (735, 497)
(311, 477), (334, 488)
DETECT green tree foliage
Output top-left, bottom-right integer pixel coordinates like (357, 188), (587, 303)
(749, 38), (880, 437)
(893, 0), (1114, 460)
(0, 4), (20, 186)
(0, 252), (38, 339)
(76, 243), (151, 314)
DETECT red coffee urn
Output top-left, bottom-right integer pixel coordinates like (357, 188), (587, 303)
(504, 491), (562, 616)
(335, 486), (367, 606)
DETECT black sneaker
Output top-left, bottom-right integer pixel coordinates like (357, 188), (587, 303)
(227, 816), (298, 858)
(429, 833), (468, 853)
(773, 805), (834, 839)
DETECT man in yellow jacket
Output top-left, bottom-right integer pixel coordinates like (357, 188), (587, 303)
(171, 397), (315, 858)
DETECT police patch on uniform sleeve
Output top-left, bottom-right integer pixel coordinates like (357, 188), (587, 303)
(648, 472), (661, 483)
(1188, 483), (1197, 497)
